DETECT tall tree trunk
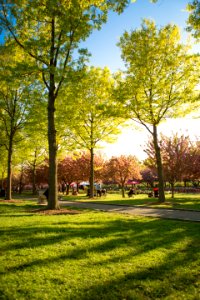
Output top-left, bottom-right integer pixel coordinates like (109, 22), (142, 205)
(121, 183), (125, 198)
(47, 89), (59, 209)
(19, 167), (24, 194)
(153, 124), (165, 203)
(77, 182), (79, 193)
(31, 151), (37, 195)
(47, 18), (59, 210)
(32, 163), (37, 195)
(171, 182), (175, 199)
(6, 137), (12, 200)
(1, 171), (5, 189)
(66, 184), (70, 195)
(89, 147), (94, 198)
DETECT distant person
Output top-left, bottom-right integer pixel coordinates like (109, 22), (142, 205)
(153, 185), (159, 198)
(128, 188), (134, 197)
(96, 183), (101, 197)
(61, 182), (66, 194)
(148, 192), (153, 197)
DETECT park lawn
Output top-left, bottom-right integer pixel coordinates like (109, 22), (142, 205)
(0, 201), (200, 300)
(8, 191), (200, 210)
(62, 192), (200, 211)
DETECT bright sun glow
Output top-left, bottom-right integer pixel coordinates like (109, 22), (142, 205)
(101, 117), (200, 161)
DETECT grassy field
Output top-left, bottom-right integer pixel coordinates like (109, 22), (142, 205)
(61, 192), (200, 211)
(11, 190), (200, 211)
(0, 200), (200, 300)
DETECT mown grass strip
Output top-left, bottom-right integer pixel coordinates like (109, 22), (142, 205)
(0, 201), (199, 299)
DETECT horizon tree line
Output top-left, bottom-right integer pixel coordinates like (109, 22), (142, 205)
(2, 133), (199, 198)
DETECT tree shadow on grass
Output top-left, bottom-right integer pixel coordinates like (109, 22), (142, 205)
(1, 216), (199, 260)
(76, 245), (199, 300)
(0, 202), (43, 215)
(1, 206), (200, 299)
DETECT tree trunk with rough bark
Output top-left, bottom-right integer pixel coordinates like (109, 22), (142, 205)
(121, 184), (125, 198)
(47, 18), (59, 210)
(6, 137), (13, 200)
(171, 182), (175, 199)
(89, 147), (94, 198)
(47, 87), (59, 209)
(153, 124), (165, 203)
(32, 161), (37, 195)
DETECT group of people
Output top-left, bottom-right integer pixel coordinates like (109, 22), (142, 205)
(127, 186), (159, 198)
(42, 184), (159, 199)
(86, 183), (107, 197)
(95, 183), (107, 197)
(44, 182), (107, 198)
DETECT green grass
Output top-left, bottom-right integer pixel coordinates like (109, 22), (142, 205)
(0, 200), (200, 299)
(5, 190), (200, 211)
(62, 192), (200, 211)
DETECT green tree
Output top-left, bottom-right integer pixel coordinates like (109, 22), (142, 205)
(0, 0), (131, 209)
(0, 41), (40, 199)
(187, 0), (200, 39)
(0, 84), (32, 199)
(62, 67), (123, 198)
(16, 137), (48, 195)
(24, 94), (48, 195)
(117, 20), (199, 203)
(0, 51), (34, 200)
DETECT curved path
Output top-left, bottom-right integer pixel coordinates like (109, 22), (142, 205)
(61, 201), (200, 222)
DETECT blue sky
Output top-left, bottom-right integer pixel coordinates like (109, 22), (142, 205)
(83, 0), (195, 72)
(83, 0), (199, 159)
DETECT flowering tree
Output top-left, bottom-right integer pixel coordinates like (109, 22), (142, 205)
(104, 155), (141, 197)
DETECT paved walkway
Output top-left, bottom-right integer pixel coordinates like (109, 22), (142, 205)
(61, 201), (200, 222)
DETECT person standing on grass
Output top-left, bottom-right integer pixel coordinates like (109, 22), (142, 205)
(153, 185), (159, 198)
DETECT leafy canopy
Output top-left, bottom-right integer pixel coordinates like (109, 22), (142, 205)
(117, 19), (199, 131)
(60, 66), (123, 151)
(187, 0), (200, 39)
